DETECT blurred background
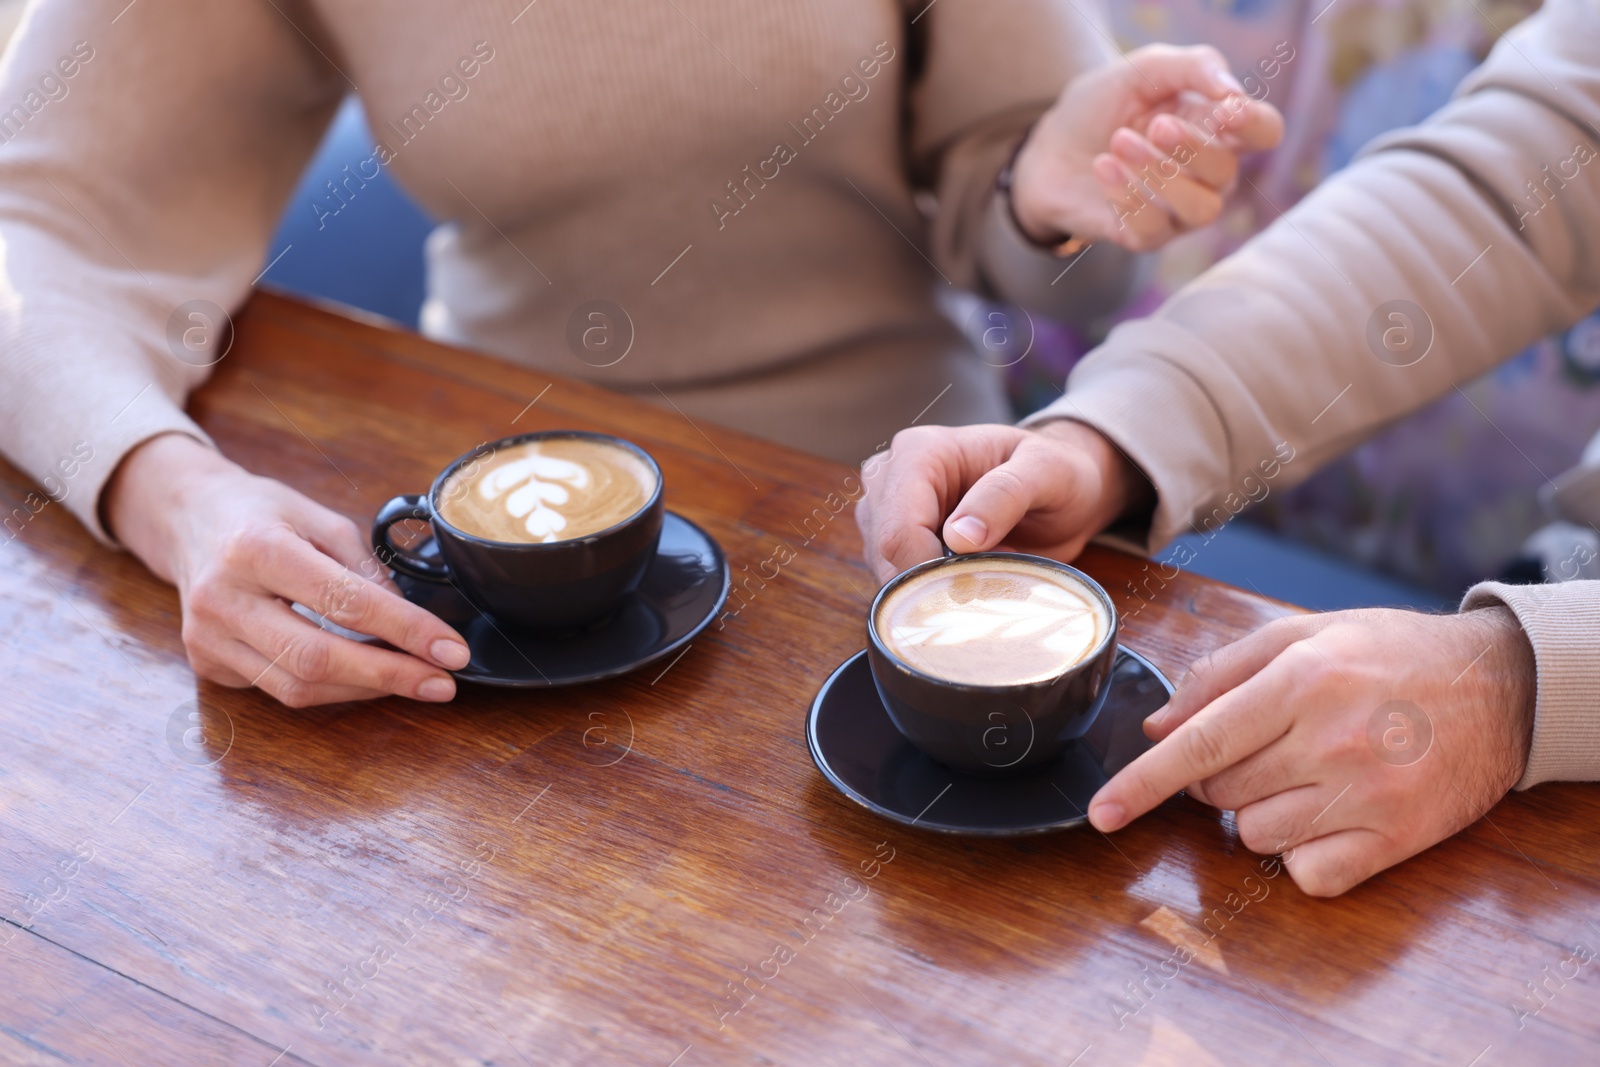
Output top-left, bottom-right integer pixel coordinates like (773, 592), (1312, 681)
(7, 0), (1582, 614)
(0, 0), (19, 45)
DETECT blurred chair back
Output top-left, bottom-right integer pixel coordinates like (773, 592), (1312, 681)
(261, 97), (432, 326)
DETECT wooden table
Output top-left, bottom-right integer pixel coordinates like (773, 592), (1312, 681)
(3, 292), (1597, 1067)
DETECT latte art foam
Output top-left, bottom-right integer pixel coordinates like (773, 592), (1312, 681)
(439, 438), (654, 544)
(878, 558), (1109, 686)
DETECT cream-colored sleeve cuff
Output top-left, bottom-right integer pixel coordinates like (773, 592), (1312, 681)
(1018, 323), (1236, 553)
(48, 407), (213, 548)
(79, 419), (214, 548)
(0, 256), (224, 549)
(1462, 579), (1600, 789)
(2, 334), (213, 548)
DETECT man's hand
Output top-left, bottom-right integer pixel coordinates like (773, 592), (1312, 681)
(1011, 44), (1284, 251)
(856, 420), (1151, 584)
(105, 433), (471, 707)
(1089, 607), (1537, 896)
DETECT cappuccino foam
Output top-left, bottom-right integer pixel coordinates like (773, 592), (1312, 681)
(439, 437), (654, 544)
(878, 558), (1109, 686)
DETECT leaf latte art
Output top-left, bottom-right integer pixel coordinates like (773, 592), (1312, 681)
(879, 559), (1109, 686)
(890, 585), (1097, 650)
(439, 438), (655, 544)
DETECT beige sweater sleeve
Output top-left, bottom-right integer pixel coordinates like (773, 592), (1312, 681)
(1462, 581), (1600, 789)
(1024, 0), (1600, 785)
(0, 0), (340, 543)
(908, 0), (1141, 327)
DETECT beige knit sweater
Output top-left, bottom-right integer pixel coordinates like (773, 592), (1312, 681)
(0, 0), (1137, 542)
(1025, 0), (1600, 788)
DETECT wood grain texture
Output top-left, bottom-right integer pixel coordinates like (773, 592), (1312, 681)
(1, 291), (1596, 1066)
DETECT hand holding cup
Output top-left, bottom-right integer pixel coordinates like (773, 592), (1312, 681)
(857, 420), (1153, 585)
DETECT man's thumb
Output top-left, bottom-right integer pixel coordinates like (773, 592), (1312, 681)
(942, 463), (1040, 553)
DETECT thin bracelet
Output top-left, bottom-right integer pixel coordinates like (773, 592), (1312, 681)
(995, 127), (1091, 259)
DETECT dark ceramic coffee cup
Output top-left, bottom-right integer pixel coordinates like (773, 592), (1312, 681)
(866, 552), (1119, 776)
(371, 431), (665, 631)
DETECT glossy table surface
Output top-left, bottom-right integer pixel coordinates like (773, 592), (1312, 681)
(3, 292), (1597, 1066)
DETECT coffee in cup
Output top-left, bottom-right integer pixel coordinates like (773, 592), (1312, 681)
(372, 431), (665, 631)
(867, 553), (1118, 775)
(437, 436), (656, 545)
(876, 557), (1110, 687)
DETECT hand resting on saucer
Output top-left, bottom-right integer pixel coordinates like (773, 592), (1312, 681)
(105, 433), (470, 707)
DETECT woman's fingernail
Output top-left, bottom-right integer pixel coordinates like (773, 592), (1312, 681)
(1144, 707), (1170, 731)
(430, 639), (471, 669)
(1113, 128), (1158, 160)
(1089, 801), (1125, 832)
(1213, 68), (1245, 95)
(949, 515), (987, 549)
(417, 677), (456, 702)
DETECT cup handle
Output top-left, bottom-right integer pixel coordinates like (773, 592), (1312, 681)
(371, 495), (450, 582)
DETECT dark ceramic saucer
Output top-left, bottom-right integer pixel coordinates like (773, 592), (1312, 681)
(392, 511), (729, 687)
(807, 646), (1173, 835)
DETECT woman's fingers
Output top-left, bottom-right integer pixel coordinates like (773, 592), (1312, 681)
(196, 632), (390, 704)
(1095, 89), (1282, 242)
(1214, 98), (1285, 153)
(294, 498), (403, 595)
(1093, 154), (1175, 250)
(1120, 44), (1243, 105)
(1146, 114), (1238, 190)
(235, 652), (395, 710)
(233, 601), (457, 706)
(1164, 89), (1283, 152)
(185, 643), (255, 689)
(185, 520), (470, 706)
(244, 524), (470, 670)
(1112, 46), (1283, 158)
(1145, 172), (1224, 231)
(1106, 126), (1224, 231)
(133, 446), (469, 709)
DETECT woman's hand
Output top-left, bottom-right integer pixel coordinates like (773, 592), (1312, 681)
(105, 433), (471, 707)
(855, 420), (1151, 584)
(1011, 44), (1284, 251)
(1089, 607), (1537, 896)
